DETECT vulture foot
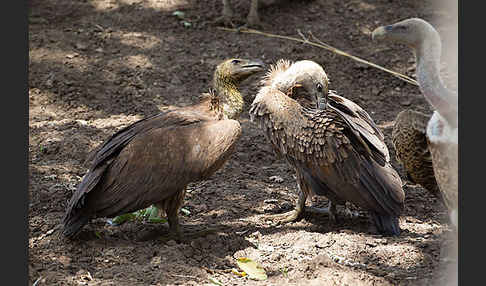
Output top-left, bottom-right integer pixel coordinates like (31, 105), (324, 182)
(306, 206), (338, 225)
(213, 14), (238, 28)
(306, 201), (340, 225)
(270, 209), (304, 224)
(271, 189), (307, 225)
(342, 207), (360, 220)
(246, 15), (263, 29)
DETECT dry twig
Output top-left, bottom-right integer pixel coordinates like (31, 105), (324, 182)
(217, 27), (419, 86)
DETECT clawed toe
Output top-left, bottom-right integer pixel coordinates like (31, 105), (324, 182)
(306, 205), (339, 225)
(270, 209), (304, 225)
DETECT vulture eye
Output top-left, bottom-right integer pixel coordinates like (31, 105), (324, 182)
(316, 83), (323, 92)
(395, 25), (409, 31)
(231, 59), (241, 64)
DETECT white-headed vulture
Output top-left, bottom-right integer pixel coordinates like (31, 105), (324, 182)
(249, 59), (405, 236)
(372, 18), (458, 228)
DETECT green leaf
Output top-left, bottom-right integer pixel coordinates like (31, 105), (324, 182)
(146, 205), (159, 218)
(109, 206), (165, 225)
(236, 257), (267, 281)
(110, 213), (136, 225)
(147, 217), (167, 223)
(94, 231), (102, 239)
(132, 205), (157, 219)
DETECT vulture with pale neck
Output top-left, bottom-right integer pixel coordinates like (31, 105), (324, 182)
(62, 58), (264, 239)
(250, 59), (405, 236)
(372, 18), (458, 228)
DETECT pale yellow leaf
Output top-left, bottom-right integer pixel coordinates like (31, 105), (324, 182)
(236, 257), (267, 281)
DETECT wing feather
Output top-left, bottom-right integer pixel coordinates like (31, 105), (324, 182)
(64, 112), (241, 221)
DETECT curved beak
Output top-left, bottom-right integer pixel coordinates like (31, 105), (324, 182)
(233, 59), (265, 81)
(371, 26), (387, 41)
(316, 91), (328, 110)
(241, 59), (265, 73)
(317, 98), (326, 110)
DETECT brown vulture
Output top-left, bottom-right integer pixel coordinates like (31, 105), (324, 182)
(391, 109), (443, 201)
(62, 58), (264, 239)
(249, 59), (405, 236)
(372, 18), (458, 228)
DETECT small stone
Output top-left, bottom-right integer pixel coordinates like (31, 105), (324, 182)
(365, 242), (377, 247)
(75, 43), (88, 51)
(76, 120), (89, 126)
(66, 53), (78, 59)
(269, 175), (284, 183)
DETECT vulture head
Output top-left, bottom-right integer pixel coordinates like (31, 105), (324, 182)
(265, 59), (330, 110)
(211, 58), (265, 119)
(214, 58), (266, 84)
(371, 18), (441, 50)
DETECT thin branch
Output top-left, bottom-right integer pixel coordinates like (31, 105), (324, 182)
(168, 274), (199, 279)
(217, 27), (419, 87)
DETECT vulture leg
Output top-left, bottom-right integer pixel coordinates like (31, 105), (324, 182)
(329, 201), (337, 223)
(214, 0), (236, 27)
(306, 201), (336, 223)
(157, 190), (220, 242)
(156, 189), (186, 241)
(271, 184), (307, 224)
(246, 0), (262, 28)
(308, 201), (360, 225)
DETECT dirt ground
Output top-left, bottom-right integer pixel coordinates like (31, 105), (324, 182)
(28, 0), (458, 285)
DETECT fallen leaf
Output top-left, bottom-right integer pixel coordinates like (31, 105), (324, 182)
(108, 213), (136, 225)
(231, 268), (247, 277)
(236, 257), (267, 281)
(147, 217), (167, 223)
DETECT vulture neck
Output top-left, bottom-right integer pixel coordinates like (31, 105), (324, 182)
(213, 77), (244, 120)
(415, 34), (458, 128)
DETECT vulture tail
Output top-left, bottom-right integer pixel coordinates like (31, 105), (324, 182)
(62, 211), (90, 238)
(370, 212), (401, 236)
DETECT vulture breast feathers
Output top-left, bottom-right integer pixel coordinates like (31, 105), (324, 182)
(250, 59), (404, 235)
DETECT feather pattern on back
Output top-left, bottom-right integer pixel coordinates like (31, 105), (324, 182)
(392, 109), (442, 199)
